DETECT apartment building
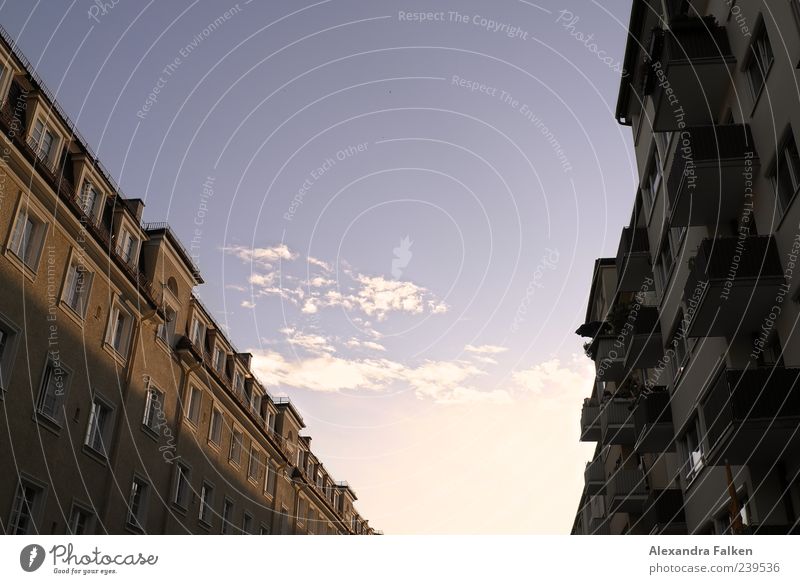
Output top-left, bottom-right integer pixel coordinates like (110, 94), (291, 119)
(0, 25), (377, 535)
(573, 0), (800, 535)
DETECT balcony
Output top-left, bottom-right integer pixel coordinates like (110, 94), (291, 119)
(623, 306), (663, 370)
(615, 227), (651, 292)
(644, 18), (735, 132)
(633, 388), (675, 453)
(639, 489), (687, 534)
(584, 457), (605, 495)
(683, 236), (785, 338)
(600, 398), (636, 446)
(580, 400), (601, 442)
(605, 468), (648, 514)
(666, 124), (758, 227)
(701, 367), (800, 465)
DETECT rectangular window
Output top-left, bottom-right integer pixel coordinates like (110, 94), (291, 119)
(641, 148), (663, 216)
(157, 306), (177, 346)
(84, 397), (112, 455)
(265, 462), (277, 498)
(81, 181), (100, 219)
(229, 428), (243, 465)
(746, 24), (774, 99)
(9, 206), (45, 268)
(142, 385), (164, 433)
(199, 482), (213, 525)
(116, 228), (136, 264)
(173, 463), (190, 509)
(68, 505), (93, 535)
(213, 346), (225, 372)
(685, 418), (705, 482)
(127, 477), (148, 530)
(185, 386), (202, 426)
(208, 408), (223, 446)
(8, 481), (42, 534)
(37, 359), (69, 422)
(280, 505), (289, 534)
(221, 499), (234, 534)
(106, 304), (133, 357)
(0, 319), (18, 390)
(233, 371), (244, 396)
(242, 512), (253, 535)
(247, 446), (261, 482)
(297, 498), (307, 526)
(62, 258), (93, 318)
(772, 130), (800, 215)
(190, 318), (206, 349)
(259, 524), (270, 535)
(30, 118), (56, 163)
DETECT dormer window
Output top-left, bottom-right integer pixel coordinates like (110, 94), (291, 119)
(80, 180), (101, 220)
(233, 371), (244, 396)
(190, 317), (206, 349)
(116, 227), (137, 264)
(213, 345), (225, 372)
(30, 118), (57, 165)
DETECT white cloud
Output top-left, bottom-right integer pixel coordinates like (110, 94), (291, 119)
(346, 338), (387, 352)
(351, 275), (447, 321)
(512, 355), (595, 401)
(223, 244), (296, 267)
(281, 327), (335, 354)
(241, 300), (256, 309)
(307, 256), (332, 272)
(465, 344), (508, 355)
(301, 299), (319, 314)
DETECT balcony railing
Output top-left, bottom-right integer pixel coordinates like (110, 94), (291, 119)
(580, 400), (601, 442)
(606, 468), (648, 514)
(639, 489), (686, 534)
(643, 18), (735, 131)
(584, 457), (605, 495)
(623, 305), (663, 370)
(600, 398), (636, 445)
(702, 367), (800, 464)
(633, 388), (674, 453)
(666, 124), (758, 227)
(683, 236), (784, 337)
(615, 227), (651, 292)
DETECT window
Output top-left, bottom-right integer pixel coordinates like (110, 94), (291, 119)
(0, 318), (18, 390)
(116, 228), (136, 264)
(247, 446), (261, 482)
(333, 491), (340, 513)
(8, 481), (42, 534)
(265, 462), (277, 498)
(668, 310), (695, 382)
(772, 130), (800, 215)
(190, 318), (206, 349)
(221, 499), (234, 534)
(157, 306), (177, 346)
(316, 470), (324, 489)
(746, 24), (774, 99)
(684, 418), (705, 483)
(757, 333), (784, 367)
(213, 345), (225, 372)
(242, 512), (253, 535)
(68, 505), (93, 535)
(84, 397), (112, 455)
(173, 463), (190, 509)
(199, 482), (214, 525)
(30, 118), (57, 164)
(106, 303), (133, 357)
(280, 505), (290, 534)
(8, 206), (46, 268)
(185, 386), (202, 426)
(259, 524), (270, 535)
(229, 428), (243, 465)
(653, 227), (686, 295)
(297, 498), (307, 526)
(208, 408), (223, 445)
(127, 477), (148, 530)
(62, 257), (93, 317)
(233, 371), (244, 396)
(641, 148), (663, 216)
(80, 180), (101, 219)
(142, 385), (164, 432)
(37, 359), (69, 422)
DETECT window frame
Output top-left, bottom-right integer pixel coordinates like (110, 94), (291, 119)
(60, 250), (94, 320)
(743, 19), (775, 103)
(198, 481), (214, 527)
(84, 393), (114, 457)
(142, 384), (165, 435)
(229, 426), (243, 467)
(68, 502), (95, 535)
(8, 477), (46, 535)
(126, 475), (149, 532)
(172, 462), (191, 510)
(105, 299), (134, 359)
(0, 312), (20, 392)
(6, 198), (48, 273)
(208, 406), (224, 447)
(770, 127), (800, 219)
(185, 385), (202, 427)
(221, 498), (234, 535)
(36, 356), (72, 426)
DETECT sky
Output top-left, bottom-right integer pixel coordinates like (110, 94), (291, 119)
(0, 0), (638, 533)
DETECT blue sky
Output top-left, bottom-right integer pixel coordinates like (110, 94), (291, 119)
(1, 0), (637, 532)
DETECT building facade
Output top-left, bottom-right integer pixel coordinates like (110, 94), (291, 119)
(0, 26), (376, 535)
(573, 0), (800, 535)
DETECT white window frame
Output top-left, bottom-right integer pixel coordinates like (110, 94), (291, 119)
(105, 301), (133, 358)
(84, 394), (114, 456)
(29, 116), (60, 166)
(221, 498), (234, 534)
(142, 384), (165, 433)
(8, 479), (44, 535)
(745, 22), (774, 100)
(208, 407), (223, 446)
(0, 313), (20, 392)
(185, 385), (202, 426)
(61, 252), (94, 319)
(199, 481), (214, 526)
(7, 201), (48, 271)
(68, 503), (94, 535)
(126, 476), (149, 531)
(37, 357), (71, 424)
(229, 426), (243, 466)
(173, 463), (191, 509)
(116, 226), (138, 265)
